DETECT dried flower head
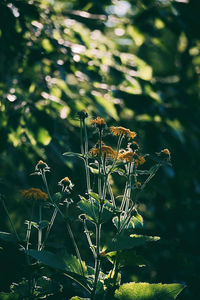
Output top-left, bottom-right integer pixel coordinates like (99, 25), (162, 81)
(110, 126), (136, 140)
(161, 148), (171, 156)
(58, 177), (74, 193)
(90, 144), (117, 159)
(21, 188), (48, 201)
(78, 110), (88, 120)
(91, 117), (106, 129)
(34, 160), (50, 174)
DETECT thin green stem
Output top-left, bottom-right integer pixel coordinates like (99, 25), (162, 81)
(66, 221), (85, 276)
(1, 198), (20, 242)
(83, 118), (91, 193)
(107, 178), (116, 208)
(80, 120), (85, 155)
(38, 204), (42, 250)
(41, 172), (65, 219)
(41, 171), (84, 275)
(109, 134), (124, 175)
(125, 162), (134, 213)
(41, 207), (58, 250)
(91, 177), (107, 299)
(83, 219), (96, 257)
(120, 162), (131, 211)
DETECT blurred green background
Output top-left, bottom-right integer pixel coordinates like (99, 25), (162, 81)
(0, 0), (200, 299)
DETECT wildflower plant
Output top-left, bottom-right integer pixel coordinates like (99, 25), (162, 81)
(0, 113), (185, 300)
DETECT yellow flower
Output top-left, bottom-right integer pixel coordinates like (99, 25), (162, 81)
(118, 150), (134, 162)
(135, 155), (146, 166)
(91, 117), (106, 129)
(110, 126), (136, 140)
(90, 144), (117, 159)
(118, 151), (146, 165)
(21, 188), (48, 201)
(161, 148), (170, 156)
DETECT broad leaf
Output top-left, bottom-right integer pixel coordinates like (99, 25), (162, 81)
(0, 232), (18, 243)
(78, 196), (99, 223)
(106, 234), (160, 252)
(0, 293), (19, 299)
(27, 250), (91, 291)
(78, 196), (113, 224)
(113, 213), (143, 230)
(114, 282), (185, 300)
(128, 213), (144, 229)
(70, 297), (90, 300)
(106, 250), (147, 267)
(27, 249), (67, 271)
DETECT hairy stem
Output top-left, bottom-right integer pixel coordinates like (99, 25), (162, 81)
(38, 204), (42, 250)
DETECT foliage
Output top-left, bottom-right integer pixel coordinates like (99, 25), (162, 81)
(0, 116), (185, 299)
(0, 0), (200, 299)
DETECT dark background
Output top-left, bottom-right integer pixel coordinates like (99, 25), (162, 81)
(0, 0), (200, 299)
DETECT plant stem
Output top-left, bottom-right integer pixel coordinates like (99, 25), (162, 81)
(83, 219), (96, 257)
(80, 119), (85, 155)
(38, 204), (42, 250)
(41, 171), (84, 275)
(41, 207), (58, 250)
(107, 178), (116, 208)
(91, 176), (107, 299)
(1, 198), (20, 242)
(91, 220), (102, 300)
(120, 162), (131, 211)
(83, 118), (91, 193)
(66, 221), (85, 276)
(109, 134), (123, 174)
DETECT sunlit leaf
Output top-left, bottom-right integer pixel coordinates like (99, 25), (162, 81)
(106, 234), (160, 252)
(114, 282), (185, 300)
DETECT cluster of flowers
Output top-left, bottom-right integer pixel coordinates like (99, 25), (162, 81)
(89, 116), (170, 164)
(21, 113), (170, 201)
(90, 117), (145, 165)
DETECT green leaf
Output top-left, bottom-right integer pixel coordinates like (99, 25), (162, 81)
(27, 249), (67, 271)
(89, 192), (101, 203)
(27, 250), (91, 292)
(63, 152), (84, 159)
(70, 297), (90, 300)
(37, 127), (52, 145)
(112, 213), (143, 231)
(106, 234), (160, 252)
(106, 250), (147, 267)
(114, 282), (185, 300)
(0, 293), (19, 299)
(88, 166), (99, 174)
(78, 196), (98, 223)
(128, 214), (144, 229)
(0, 232), (17, 243)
